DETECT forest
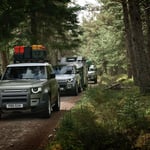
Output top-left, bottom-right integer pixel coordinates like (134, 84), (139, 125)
(78, 0), (150, 93)
(0, 0), (150, 91)
(0, 0), (81, 70)
(0, 0), (150, 149)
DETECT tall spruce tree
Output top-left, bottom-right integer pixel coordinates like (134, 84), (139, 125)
(0, 0), (81, 70)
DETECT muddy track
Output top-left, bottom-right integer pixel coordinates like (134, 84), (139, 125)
(0, 95), (81, 150)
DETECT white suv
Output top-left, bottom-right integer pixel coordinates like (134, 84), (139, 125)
(53, 64), (82, 96)
(88, 65), (97, 83)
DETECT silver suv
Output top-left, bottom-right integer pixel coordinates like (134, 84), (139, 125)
(88, 65), (97, 83)
(59, 56), (88, 90)
(0, 63), (60, 118)
(53, 64), (82, 96)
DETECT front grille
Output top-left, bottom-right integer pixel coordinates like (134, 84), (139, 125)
(58, 79), (67, 83)
(59, 82), (67, 86)
(60, 85), (66, 88)
(1, 89), (29, 104)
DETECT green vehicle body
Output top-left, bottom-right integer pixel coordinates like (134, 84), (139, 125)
(0, 63), (60, 118)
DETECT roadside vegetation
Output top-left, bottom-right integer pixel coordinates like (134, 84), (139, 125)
(46, 74), (150, 150)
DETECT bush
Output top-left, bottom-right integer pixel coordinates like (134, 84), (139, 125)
(47, 80), (150, 150)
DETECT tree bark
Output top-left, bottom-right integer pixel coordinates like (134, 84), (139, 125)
(0, 51), (8, 73)
(30, 0), (38, 44)
(121, 0), (138, 82)
(30, 11), (38, 44)
(128, 0), (150, 93)
(144, 0), (150, 60)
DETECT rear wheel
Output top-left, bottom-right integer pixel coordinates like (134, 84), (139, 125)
(73, 83), (78, 96)
(78, 82), (82, 93)
(83, 82), (88, 90)
(94, 77), (97, 84)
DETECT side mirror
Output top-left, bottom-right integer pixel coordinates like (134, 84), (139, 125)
(50, 73), (55, 79)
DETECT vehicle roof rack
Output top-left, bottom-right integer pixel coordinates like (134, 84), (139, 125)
(13, 45), (48, 63)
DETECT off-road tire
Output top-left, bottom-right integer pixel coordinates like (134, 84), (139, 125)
(53, 91), (60, 111)
(43, 95), (52, 118)
(78, 83), (82, 93)
(94, 78), (97, 84)
(73, 83), (78, 96)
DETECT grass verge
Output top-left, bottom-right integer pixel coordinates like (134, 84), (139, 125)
(46, 77), (150, 150)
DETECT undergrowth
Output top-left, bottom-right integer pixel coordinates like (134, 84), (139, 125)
(46, 76), (150, 150)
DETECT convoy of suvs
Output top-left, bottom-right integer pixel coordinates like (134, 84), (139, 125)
(0, 45), (98, 118)
(55, 56), (89, 95)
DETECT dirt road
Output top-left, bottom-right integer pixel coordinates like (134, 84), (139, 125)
(0, 94), (81, 150)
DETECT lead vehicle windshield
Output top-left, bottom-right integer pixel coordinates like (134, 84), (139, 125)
(2, 66), (46, 80)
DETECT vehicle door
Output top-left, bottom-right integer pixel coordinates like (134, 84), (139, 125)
(46, 66), (58, 102)
(74, 66), (81, 86)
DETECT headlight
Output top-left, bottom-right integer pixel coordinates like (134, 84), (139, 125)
(67, 78), (74, 82)
(31, 87), (42, 94)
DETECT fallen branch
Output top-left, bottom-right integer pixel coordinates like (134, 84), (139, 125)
(106, 83), (121, 90)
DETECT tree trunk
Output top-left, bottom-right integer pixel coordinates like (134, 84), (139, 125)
(128, 0), (150, 93)
(30, 0), (38, 44)
(30, 11), (38, 44)
(0, 51), (8, 73)
(144, 0), (150, 60)
(121, 0), (138, 82)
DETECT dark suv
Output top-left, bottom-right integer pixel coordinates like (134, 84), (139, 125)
(0, 62), (60, 118)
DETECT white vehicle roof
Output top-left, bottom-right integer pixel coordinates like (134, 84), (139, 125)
(7, 62), (50, 67)
(89, 65), (96, 68)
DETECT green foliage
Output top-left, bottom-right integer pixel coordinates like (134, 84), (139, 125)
(0, 0), (26, 40)
(55, 111), (84, 150)
(47, 77), (150, 150)
(55, 107), (131, 150)
(78, 0), (126, 75)
(117, 96), (149, 131)
(0, 0), (82, 65)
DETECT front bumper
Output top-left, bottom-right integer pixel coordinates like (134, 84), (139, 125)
(0, 89), (48, 114)
(88, 75), (97, 81)
(58, 81), (76, 93)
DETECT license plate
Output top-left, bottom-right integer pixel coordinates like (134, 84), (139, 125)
(6, 104), (23, 109)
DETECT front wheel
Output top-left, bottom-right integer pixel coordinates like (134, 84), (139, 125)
(43, 96), (52, 118)
(53, 91), (60, 111)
